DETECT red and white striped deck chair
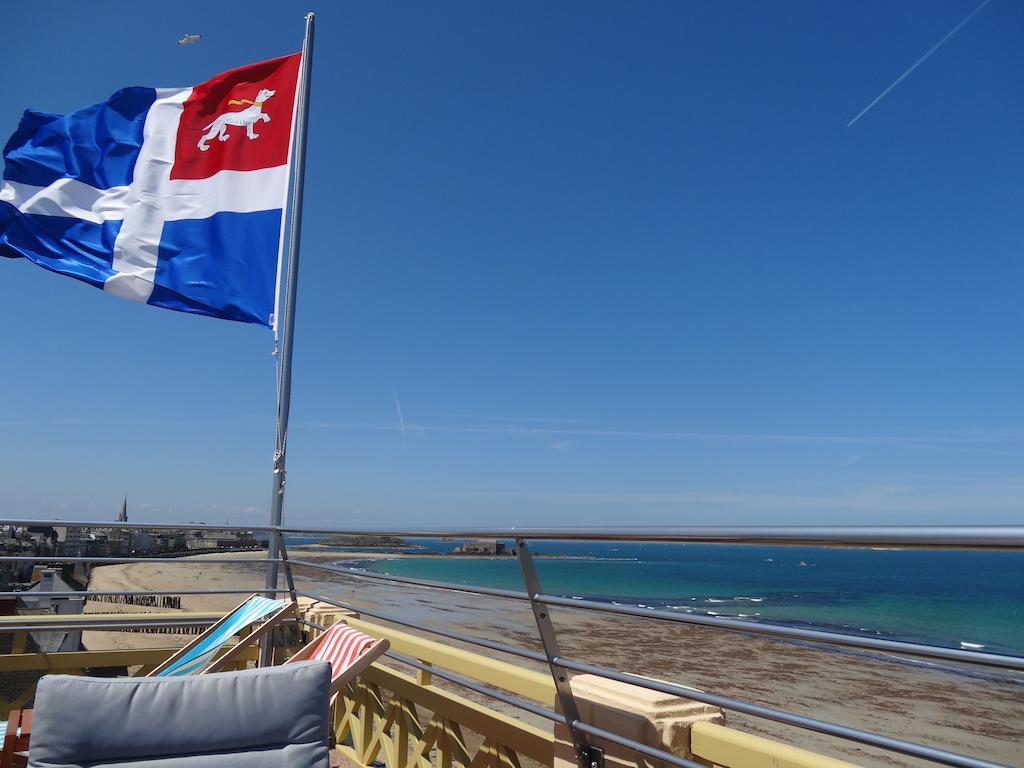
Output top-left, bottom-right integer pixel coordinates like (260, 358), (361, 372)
(287, 623), (389, 701)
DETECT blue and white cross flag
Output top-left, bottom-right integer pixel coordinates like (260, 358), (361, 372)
(0, 53), (301, 327)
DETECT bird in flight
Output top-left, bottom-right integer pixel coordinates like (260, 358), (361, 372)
(176, 33), (201, 46)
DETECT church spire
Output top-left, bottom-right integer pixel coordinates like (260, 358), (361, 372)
(117, 497), (127, 523)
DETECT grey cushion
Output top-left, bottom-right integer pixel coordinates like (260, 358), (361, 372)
(28, 660), (330, 768)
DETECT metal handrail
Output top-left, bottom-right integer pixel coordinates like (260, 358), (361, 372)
(0, 620), (218, 632)
(0, 519), (269, 533)
(275, 524), (1024, 547)
(1, 517), (1021, 768)
(296, 590), (547, 663)
(556, 657), (1008, 768)
(0, 589), (290, 599)
(4, 518), (1024, 547)
(286, 537), (1021, 768)
(535, 594), (1024, 671)
(0, 556), (280, 564)
(383, 648), (709, 768)
(291, 555), (1024, 673)
(289, 558), (529, 601)
(302, 590), (1015, 768)
(296, 596), (1014, 768)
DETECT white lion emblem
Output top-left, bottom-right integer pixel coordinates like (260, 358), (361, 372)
(197, 87), (276, 151)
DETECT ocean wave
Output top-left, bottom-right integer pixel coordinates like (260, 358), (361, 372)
(734, 597), (764, 602)
(705, 598), (727, 603)
(333, 556), (403, 571)
(331, 560), (369, 571)
(960, 641), (986, 650)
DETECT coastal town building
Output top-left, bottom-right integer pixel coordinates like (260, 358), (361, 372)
(450, 539), (506, 556)
(185, 529), (257, 551)
(2, 502), (259, 589)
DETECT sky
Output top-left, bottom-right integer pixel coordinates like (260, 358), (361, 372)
(1, 1), (1022, 529)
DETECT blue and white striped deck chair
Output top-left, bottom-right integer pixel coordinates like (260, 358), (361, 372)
(148, 594), (294, 677)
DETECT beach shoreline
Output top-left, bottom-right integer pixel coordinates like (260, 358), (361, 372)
(326, 546), (1024, 658)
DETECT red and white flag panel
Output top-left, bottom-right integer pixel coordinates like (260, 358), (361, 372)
(1, 53), (302, 327)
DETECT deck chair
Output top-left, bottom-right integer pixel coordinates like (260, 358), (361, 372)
(149, 594), (294, 676)
(286, 622), (389, 701)
(0, 595), (294, 765)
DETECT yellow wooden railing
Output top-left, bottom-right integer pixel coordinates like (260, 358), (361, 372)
(0, 606), (865, 768)
(319, 612), (556, 768)
(308, 609), (866, 768)
(690, 722), (860, 768)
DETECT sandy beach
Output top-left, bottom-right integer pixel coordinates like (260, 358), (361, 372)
(83, 549), (1024, 768)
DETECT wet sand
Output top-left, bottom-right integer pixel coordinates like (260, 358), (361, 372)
(83, 549), (1024, 768)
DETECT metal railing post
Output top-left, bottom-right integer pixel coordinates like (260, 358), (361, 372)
(258, 531), (297, 666)
(276, 531), (298, 605)
(258, 538), (278, 666)
(516, 538), (603, 768)
(256, 530), (298, 664)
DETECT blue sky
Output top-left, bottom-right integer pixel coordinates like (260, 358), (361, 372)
(2, 1), (1021, 528)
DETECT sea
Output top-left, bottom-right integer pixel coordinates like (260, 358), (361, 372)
(286, 537), (1024, 658)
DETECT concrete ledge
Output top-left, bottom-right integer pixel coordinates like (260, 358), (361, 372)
(555, 674), (725, 768)
(297, 596), (357, 632)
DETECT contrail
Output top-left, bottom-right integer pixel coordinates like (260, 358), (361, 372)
(309, 420), (1022, 455)
(391, 386), (406, 449)
(847, 0), (991, 127)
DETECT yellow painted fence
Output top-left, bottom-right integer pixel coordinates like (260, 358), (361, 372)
(0, 603), (860, 768)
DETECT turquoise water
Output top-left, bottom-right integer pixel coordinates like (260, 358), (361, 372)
(340, 541), (1024, 656)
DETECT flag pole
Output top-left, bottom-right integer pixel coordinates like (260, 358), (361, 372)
(261, 11), (315, 663)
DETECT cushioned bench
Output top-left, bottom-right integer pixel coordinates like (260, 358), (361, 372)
(27, 660), (331, 768)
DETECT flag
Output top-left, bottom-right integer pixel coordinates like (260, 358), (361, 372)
(0, 53), (301, 327)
